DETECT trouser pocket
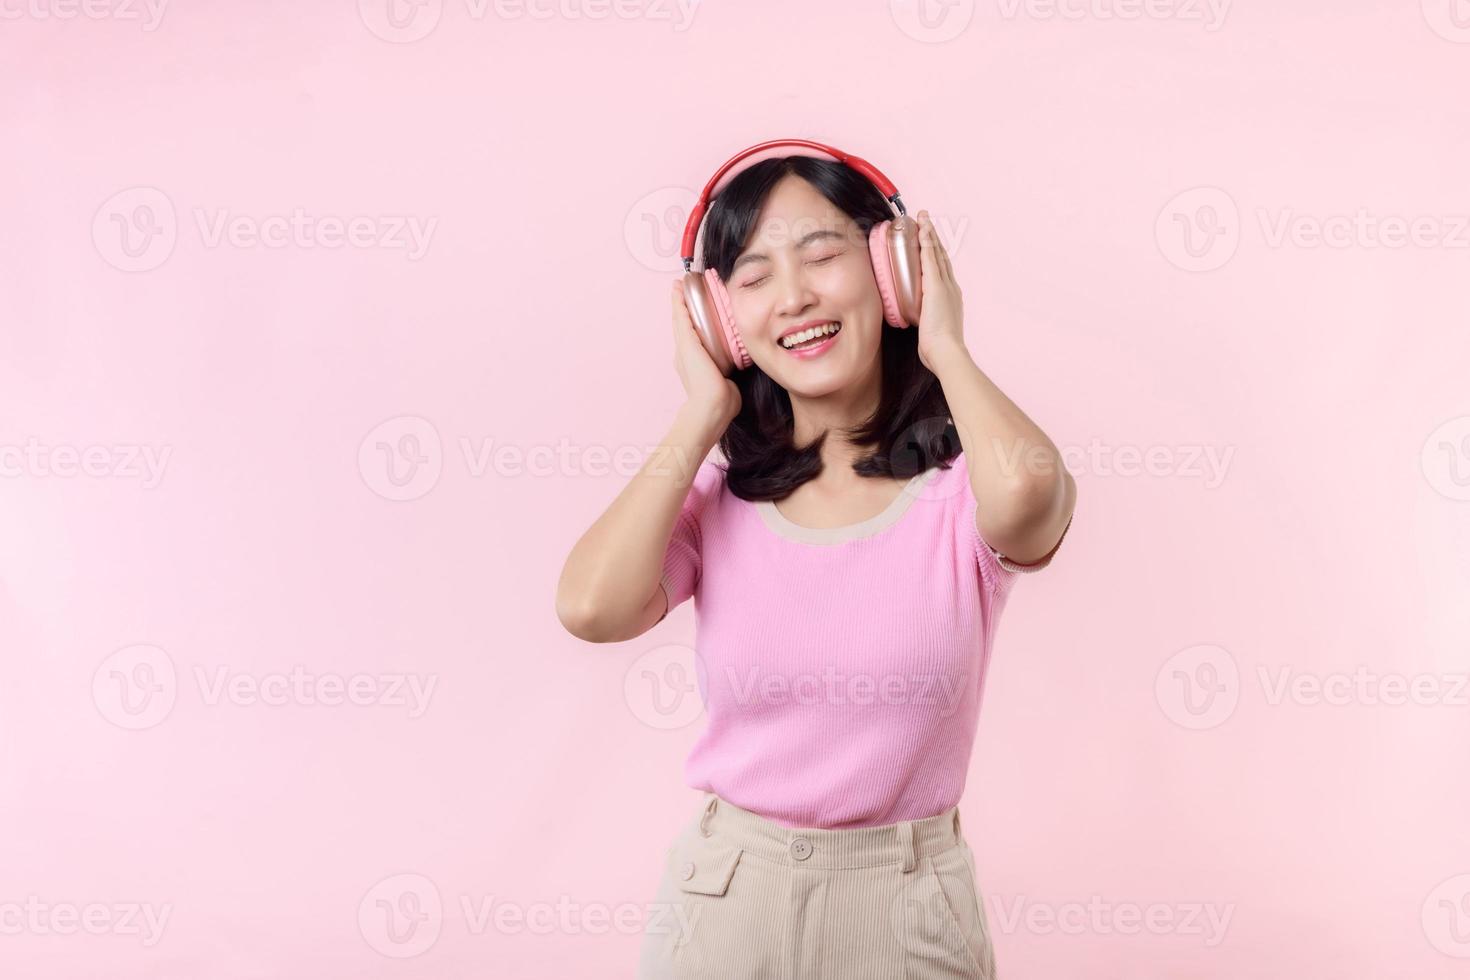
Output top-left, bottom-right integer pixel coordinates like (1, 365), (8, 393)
(672, 831), (745, 898)
(640, 824), (753, 979)
(897, 845), (995, 978)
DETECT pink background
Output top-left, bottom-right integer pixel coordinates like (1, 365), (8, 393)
(3, 1), (1469, 977)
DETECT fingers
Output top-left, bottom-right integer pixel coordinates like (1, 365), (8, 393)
(671, 280), (692, 350)
(917, 210), (954, 282)
(673, 278), (698, 324)
(671, 279), (691, 321)
(916, 210), (941, 278)
(922, 210), (953, 280)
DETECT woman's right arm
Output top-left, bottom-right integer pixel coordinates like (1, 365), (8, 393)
(555, 402), (729, 643)
(555, 280), (742, 644)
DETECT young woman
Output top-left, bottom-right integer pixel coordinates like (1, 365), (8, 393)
(557, 145), (1075, 979)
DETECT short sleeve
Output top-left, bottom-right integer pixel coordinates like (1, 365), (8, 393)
(952, 452), (1072, 595)
(655, 459), (724, 622)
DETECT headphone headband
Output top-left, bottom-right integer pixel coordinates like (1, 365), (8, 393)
(679, 138), (906, 269)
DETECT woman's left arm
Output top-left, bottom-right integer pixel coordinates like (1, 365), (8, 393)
(912, 210), (1076, 566)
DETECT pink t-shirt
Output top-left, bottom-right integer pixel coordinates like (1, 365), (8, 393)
(658, 450), (1070, 830)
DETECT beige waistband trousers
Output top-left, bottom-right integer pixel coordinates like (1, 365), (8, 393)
(637, 792), (997, 979)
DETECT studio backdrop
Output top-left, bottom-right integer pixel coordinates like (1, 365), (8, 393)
(2, 2), (1467, 978)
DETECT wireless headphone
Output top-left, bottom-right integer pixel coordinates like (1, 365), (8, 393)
(679, 138), (924, 376)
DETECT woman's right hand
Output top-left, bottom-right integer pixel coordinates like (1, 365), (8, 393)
(670, 279), (741, 426)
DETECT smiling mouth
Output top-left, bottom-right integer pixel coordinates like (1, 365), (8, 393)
(779, 322), (842, 351)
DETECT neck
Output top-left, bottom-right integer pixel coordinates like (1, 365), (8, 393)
(788, 358), (883, 478)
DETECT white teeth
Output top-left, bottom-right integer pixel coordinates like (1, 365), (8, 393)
(780, 322), (839, 349)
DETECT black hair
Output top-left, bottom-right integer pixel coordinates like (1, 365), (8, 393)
(700, 155), (961, 501)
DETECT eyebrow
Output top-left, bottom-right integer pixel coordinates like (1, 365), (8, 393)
(731, 229), (846, 274)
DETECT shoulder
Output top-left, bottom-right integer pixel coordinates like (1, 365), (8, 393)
(692, 456), (728, 493)
(676, 456), (729, 522)
(700, 455), (728, 479)
(924, 451), (971, 499)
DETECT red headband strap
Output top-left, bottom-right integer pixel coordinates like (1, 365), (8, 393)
(679, 138), (903, 268)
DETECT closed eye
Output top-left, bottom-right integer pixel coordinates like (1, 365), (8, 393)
(739, 253), (841, 290)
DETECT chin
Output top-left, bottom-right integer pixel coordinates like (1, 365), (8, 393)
(775, 361), (862, 398)
(781, 377), (847, 399)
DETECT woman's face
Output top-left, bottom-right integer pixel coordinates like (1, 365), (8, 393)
(726, 175), (885, 395)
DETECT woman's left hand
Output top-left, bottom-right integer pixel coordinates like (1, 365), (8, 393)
(913, 209), (969, 373)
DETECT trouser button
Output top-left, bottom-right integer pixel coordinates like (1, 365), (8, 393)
(790, 837), (812, 860)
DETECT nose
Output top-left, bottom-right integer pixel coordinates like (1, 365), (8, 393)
(774, 265), (819, 321)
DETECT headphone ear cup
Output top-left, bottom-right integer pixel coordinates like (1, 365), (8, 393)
(702, 267), (751, 371)
(868, 217), (923, 328)
(680, 270), (750, 375)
